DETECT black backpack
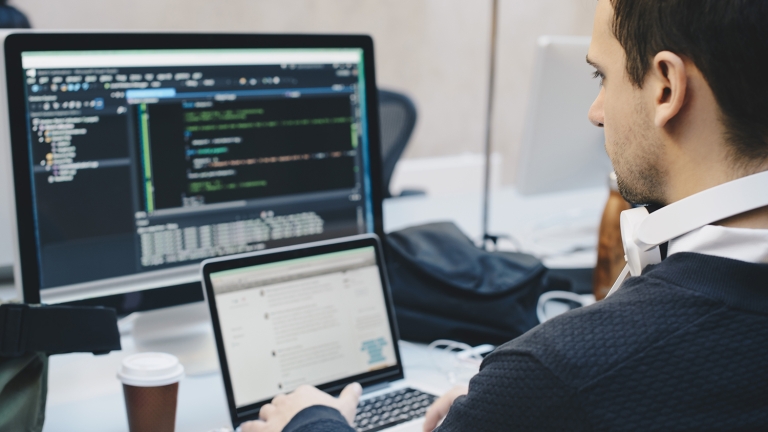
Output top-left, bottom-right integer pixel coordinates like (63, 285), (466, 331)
(385, 222), (572, 346)
(0, 304), (121, 431)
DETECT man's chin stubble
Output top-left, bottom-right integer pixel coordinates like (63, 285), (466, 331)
(615, 169), (666, 206)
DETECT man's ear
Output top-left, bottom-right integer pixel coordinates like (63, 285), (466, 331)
(650, 51), (687, 128)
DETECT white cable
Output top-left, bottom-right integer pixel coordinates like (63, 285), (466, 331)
(536, 290), (596, 323)
(427, 339), (473, 355)
(605, 264), (630, 298)
(426, 339), (492, 384)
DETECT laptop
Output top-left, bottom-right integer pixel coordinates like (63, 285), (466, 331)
(201, 234), (439, 431)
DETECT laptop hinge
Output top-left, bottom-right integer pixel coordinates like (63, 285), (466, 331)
(363, 382), (391, 395)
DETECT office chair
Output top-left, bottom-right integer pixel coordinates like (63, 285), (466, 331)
(378, 89), (422, 198)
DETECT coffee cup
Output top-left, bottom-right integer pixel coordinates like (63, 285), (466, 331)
(117, 352), (185, 432)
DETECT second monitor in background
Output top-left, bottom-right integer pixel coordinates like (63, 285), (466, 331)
(516, 35), (612, 195)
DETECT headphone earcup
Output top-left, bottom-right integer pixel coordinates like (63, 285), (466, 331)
(620, 207), (662, 276)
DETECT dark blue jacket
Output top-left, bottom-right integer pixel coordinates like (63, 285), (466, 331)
(285, 253), (768, 431)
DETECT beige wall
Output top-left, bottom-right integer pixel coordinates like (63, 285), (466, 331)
(13, 0), (595, 184)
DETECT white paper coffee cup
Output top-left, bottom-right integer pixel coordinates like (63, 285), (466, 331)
(117, 352), (185, 387)
(118, 352), (185, 432)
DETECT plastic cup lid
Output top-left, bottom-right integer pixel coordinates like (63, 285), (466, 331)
(117, 352), (185, 387)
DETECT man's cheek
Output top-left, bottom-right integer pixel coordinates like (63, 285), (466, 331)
(603, 137), (618, 166)
(601, 101), (622, 161)
(602, 122), (617, 158)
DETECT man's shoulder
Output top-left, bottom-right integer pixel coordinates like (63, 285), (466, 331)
(489, 270), (724, 388)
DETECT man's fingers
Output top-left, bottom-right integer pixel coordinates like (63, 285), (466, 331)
(259, 403), (276, 421)
(240, 420), (267, 432)
(272, 393), (287, 406)
(339, 382), (363, 406)
(422, 400), (449, 432)
(422, 385), (468, 432)
(337, 382), (363, 424)
(294, 385), (314, 394)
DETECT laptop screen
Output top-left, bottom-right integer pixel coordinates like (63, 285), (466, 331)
(209, 245), (398, 408)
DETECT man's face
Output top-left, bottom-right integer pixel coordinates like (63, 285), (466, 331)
(587, 0), (667, 205)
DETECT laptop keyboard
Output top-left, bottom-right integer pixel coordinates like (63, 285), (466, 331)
(354, 387), (437, 432)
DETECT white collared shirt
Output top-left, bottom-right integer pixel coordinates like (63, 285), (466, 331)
(668, 225), (768, 264)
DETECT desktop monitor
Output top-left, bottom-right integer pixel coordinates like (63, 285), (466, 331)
(516, 36), (612, 195)
(2, 33), (385, 314)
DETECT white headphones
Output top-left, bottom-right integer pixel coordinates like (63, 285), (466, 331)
(605, 169), (768, 297)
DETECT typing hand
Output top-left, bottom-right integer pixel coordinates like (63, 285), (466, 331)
(422, 385), (468, 432)
(241, 383), (363, 432)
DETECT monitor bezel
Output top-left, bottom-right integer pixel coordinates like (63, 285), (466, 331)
(201, 234), (404, 428)
(3, 33), (385, 311)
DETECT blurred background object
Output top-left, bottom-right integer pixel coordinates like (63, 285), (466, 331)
(0, 0), (30, 282)
(0, 0), (30, 29)
(516, 36), (610, 195)
(378, 89), (421, 198)
(592, 172), (632, 300)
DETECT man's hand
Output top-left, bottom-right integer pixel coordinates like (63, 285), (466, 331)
(422, 385), (469, 432)
(241, 383), (363, 432)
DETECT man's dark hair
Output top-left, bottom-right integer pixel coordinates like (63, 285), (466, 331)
(610, 0), (768, 164)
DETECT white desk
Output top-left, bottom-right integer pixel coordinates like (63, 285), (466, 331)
(384, 186), (607, 269)
(43, 338), (459, 432)
(37, 186), (607, 431)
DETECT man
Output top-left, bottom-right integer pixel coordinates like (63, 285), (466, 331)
(244, 0), (768, 430)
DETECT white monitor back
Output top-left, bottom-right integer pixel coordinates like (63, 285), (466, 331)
(516, 36), (612, 195)
(0, 30), (17, 279)
(0, 163), (11, 277)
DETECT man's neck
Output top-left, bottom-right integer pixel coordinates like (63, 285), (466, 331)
(713, 163), (768, 229)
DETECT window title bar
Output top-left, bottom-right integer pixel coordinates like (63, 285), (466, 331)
(22, 48), (363, 69)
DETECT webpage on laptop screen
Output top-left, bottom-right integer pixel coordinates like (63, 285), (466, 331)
(210, 246), (397, 408)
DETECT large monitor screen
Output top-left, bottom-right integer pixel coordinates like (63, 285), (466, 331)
(11, 42), (380, 306)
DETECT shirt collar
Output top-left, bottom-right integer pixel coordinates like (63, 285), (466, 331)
(668, 225), (768, 264)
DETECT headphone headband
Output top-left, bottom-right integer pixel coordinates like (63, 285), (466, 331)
(636, 170), (768, 250)
(606, 169), (768, 297)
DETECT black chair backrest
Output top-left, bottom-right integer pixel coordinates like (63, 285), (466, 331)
(378, 89), (417, 197)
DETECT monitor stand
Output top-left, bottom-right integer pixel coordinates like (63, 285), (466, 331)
(131, 302), (219, 376)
